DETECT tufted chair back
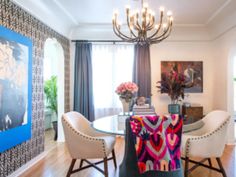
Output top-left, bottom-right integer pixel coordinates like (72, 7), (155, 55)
(182, 110), (230, 158)
(62, 112), (107, 159)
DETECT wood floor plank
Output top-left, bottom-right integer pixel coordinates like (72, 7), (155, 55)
(20, 137), (235, 177)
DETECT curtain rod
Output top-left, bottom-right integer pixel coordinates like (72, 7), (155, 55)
(71, 40), (127, 43)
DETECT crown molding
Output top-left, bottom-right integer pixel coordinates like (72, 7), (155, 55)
(52, 0), (79, 25)
(205, 0), (231, 25)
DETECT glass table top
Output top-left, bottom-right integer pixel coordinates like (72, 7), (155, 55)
(92, 114), (196, 135)
(92, 115), (130, 135)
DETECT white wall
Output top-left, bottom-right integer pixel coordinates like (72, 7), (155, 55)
(151, 42), (214, 115)
(211, 28), (236, 144)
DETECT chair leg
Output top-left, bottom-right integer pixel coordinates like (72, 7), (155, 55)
(66, 159), (76, 177)
(79, 159), (84, 168)
(112, 149), (117, 169)
(184, 157), (189, 177)
(208, 158), (212, 167)
(104, 157), (108, 177)
(216, 157), (227, 177)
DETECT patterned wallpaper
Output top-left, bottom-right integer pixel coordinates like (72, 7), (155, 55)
(0, 0), (70, 176)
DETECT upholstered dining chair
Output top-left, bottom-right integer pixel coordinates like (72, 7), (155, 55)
(181, 110), (230, 177)
(119, 114), (184, 177)
(62, 111), (117, 177)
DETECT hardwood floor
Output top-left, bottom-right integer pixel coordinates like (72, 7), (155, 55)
(44, 128), (58, 152)
(20, 137), (235, 177)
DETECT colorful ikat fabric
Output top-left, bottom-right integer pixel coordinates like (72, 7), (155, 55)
(130, 114), (183, 173)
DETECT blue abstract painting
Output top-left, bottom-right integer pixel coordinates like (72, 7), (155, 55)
(0, 25), (32, 153)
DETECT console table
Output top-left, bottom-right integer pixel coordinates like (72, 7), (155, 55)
(182, 105), (203, 124)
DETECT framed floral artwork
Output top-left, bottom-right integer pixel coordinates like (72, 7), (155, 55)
(161, 61), (203, 93)
(0, 25), (32, 152)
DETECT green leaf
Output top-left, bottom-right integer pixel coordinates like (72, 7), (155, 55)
(44, 76), (58, 116)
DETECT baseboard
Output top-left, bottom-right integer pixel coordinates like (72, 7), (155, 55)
(227, 139), (236, 145)
(8, 151), (47, 177)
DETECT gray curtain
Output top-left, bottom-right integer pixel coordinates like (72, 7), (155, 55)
(133, 44), (151, 98)
(73, 42), (95, 121)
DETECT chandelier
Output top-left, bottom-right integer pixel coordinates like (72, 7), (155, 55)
(112, 0), (173, 45)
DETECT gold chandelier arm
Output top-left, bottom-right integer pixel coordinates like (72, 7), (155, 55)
(112, 24), (125, 39)
(150, 23), (171, 41)
(145, 13), (153, 31)
(146, 21), (154, 31)
(135, 20), (142, 31)
(145, 21), (151, 30)
(113, 20), (140, 42)
(133, 12), (141, 31)
(117, 27), (140, 41)
(149, 22), (172, 42)
(147, 17), (155, 31)
(113, 20), (133, 40)
(126, 13), (137, 38)
(113, 22), (130, 40)
(150, 28), (172, 44)
(113, 26), (134, 42)
(147, 12), (163, 39)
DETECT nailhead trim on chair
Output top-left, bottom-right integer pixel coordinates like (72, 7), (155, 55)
(185, 118), (230, 156)
(62, 117), (107, 157)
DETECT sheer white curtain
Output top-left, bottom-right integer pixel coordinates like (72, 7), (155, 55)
(92, 44), (134, 119)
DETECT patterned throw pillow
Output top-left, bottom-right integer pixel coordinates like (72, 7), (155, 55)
(130, 114), (183, 173)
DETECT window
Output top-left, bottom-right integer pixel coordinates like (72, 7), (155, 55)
(92, 44), (134, 119)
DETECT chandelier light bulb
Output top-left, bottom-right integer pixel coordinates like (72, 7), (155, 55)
(160, 6), (165, 12)
(125, 5), (130, 10)
(113, 9), (119, 15)
(167, 11), (172, 17)
(151, 11), (155, 17)
(143, 2), (149, 8)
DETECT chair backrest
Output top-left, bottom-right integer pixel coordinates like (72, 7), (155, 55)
(183, 110), (230, 158)
(192, 110), (230, 136)
(119, 114), (183, 177)
(63, 111), (91, 133)
(62, 111), (94, 158)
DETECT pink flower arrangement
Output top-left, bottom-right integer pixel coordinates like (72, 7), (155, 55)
(116, 82), (138, 102)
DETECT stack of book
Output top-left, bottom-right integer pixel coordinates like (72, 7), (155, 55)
(132, 104), (156, 115)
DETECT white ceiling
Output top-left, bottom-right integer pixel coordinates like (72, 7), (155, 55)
(12, 0), (235, 39)
(55, 0), (229, 25)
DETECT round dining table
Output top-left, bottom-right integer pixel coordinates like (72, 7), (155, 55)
(92, 114), (195, 135)
(91, 115), (130, 135)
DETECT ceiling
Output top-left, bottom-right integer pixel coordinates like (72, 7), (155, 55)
(12, 0), (235, 39)
(55, 0), (229, 25)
